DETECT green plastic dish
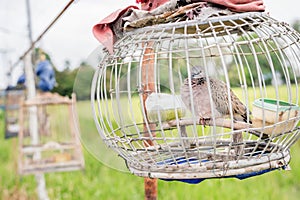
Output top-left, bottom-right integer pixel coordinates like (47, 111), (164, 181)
(253, 98), (300, 112)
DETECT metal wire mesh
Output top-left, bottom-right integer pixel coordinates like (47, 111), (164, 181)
(92, 12), (300, 179)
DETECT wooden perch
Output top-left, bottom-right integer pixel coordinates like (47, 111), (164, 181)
(162, 118), (252, 130)
(162, 118), (274, 140)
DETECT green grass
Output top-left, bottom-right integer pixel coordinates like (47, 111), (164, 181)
(1, 88), (300, 199)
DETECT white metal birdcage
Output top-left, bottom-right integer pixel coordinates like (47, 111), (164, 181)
(92, 11), (300, 181)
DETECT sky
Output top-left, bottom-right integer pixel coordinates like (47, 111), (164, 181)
(0, 0), (300, 89)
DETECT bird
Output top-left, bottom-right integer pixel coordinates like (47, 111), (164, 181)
(180, 66), (252, 125)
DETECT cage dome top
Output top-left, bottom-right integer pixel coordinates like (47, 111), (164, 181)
(92, 9), (300, 181)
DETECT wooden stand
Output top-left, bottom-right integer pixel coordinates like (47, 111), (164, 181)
(142, 43), (157, 200)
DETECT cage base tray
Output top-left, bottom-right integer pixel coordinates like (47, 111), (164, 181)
(126, 141), (290, 180)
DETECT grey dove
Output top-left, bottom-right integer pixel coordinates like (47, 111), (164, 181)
(180, 66), (251, 125)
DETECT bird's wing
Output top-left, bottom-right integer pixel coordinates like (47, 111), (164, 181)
(210, 78), (250, 122)
(210, 79), (230, 116)
(230, 91), (251, 123)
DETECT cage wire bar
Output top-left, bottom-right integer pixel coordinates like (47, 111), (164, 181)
(92, 12), (300, 181)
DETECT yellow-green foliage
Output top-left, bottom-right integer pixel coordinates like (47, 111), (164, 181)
(0, 84), (300, 199)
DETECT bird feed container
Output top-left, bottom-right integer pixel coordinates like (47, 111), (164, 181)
(146, 93), (186, 123)
(252, 98), (300, 135)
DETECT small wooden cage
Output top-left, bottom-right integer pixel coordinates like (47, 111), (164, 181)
(5, 89), (25, 138)
(92, 11), (300, 181)
(18, 93), (84, 175)
(0, 90), (5, 110)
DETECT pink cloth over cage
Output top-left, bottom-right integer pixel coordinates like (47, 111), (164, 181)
(92, 0), (170, 54)
(138, 0), (169, 11)
(93, 0), (265, 54)
(92, 5), (139, 54)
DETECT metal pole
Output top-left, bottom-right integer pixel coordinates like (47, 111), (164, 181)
(24, 53), (49, 200)
(25, 1), (49, 199)
(25, 0), (33, 43)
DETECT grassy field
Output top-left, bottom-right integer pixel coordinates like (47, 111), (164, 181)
(1, 96), (300, 200)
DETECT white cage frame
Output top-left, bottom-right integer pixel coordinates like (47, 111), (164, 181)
(92, 12), (300, 180)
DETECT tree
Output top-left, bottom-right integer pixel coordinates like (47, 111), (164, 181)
(73, 62), (95, 100)
(51, 67), (75, 97)
(292, 19), (300, 33)
(227, 33), (294, 87)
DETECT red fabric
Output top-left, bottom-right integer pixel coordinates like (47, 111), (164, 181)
(93, 0), (264, 54)
(92, 1), (169, 54)
(140, 0), (169, 11)
(92, 5), (138, 54)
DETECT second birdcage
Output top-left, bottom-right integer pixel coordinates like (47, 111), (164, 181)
(18, 93), (85, 175)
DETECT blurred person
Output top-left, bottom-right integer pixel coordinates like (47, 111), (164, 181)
(35, 54), (56, 92)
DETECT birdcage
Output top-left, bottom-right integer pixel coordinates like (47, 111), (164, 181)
(0, 90), (5, 110)
(92, 11), (300, 181)
(5, 89), (25, 138)
(18, 93), (84, 175)
(0, 90), (5, 135)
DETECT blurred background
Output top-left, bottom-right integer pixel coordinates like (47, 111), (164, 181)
(0, 0), (300, 199)
(0, 0), (299, 90)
